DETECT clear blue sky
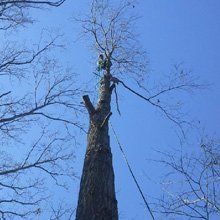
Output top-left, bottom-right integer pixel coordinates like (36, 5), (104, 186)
(10, 0), (220, 219)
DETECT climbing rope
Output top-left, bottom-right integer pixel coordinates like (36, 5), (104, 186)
(110, 122), (156, 220)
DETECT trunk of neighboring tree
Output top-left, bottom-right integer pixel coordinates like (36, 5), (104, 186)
(76, 72), (118, 220)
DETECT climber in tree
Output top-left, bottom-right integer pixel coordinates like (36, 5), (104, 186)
(97, 54), (112, 72)
(97, 54), (105, 71)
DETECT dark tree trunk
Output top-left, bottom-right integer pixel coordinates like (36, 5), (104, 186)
(76, 73), (118, 220)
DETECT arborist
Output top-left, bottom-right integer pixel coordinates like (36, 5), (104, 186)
(97, 54), (105, 71)
(97, 54), (112, 72)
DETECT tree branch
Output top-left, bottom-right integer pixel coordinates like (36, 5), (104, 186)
(0, 0), (66, 7)
(100, 112), (112, 128)
(82, 95), (96, 115)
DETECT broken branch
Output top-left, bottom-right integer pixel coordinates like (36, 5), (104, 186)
(82, 95), (96, 115)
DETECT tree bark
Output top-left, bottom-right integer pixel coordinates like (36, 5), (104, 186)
(76, 73), (118, 220)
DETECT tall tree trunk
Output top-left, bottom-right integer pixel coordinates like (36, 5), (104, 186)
(76, 73), (118, 220)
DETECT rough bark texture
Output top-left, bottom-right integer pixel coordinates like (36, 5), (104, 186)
(76, 73), (118, 220)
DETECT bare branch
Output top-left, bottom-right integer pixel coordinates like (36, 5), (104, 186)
(0, 0), (66, 7)
(154, 137), (220, 219)
(0, 0), (66, 30)
(0, 132), (75, 219)
(82, 95), (96, 115)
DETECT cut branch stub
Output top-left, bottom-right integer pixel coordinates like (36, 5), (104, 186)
(83, 95), (96, 115)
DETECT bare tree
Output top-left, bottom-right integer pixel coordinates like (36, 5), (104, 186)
(0, 0), (66, 30)
(0, 1), (82, 219)
(0, 46), (84, 139)
(75, 1), (200, 220)
(155, 137), (220, 219)
(76, 0), (201, 134)
(0, 132), (75, 219)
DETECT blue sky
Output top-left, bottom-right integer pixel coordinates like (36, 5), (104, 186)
(5, 0), (220, 219)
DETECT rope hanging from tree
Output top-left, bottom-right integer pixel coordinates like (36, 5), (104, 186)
(110, 122), (156, 220)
